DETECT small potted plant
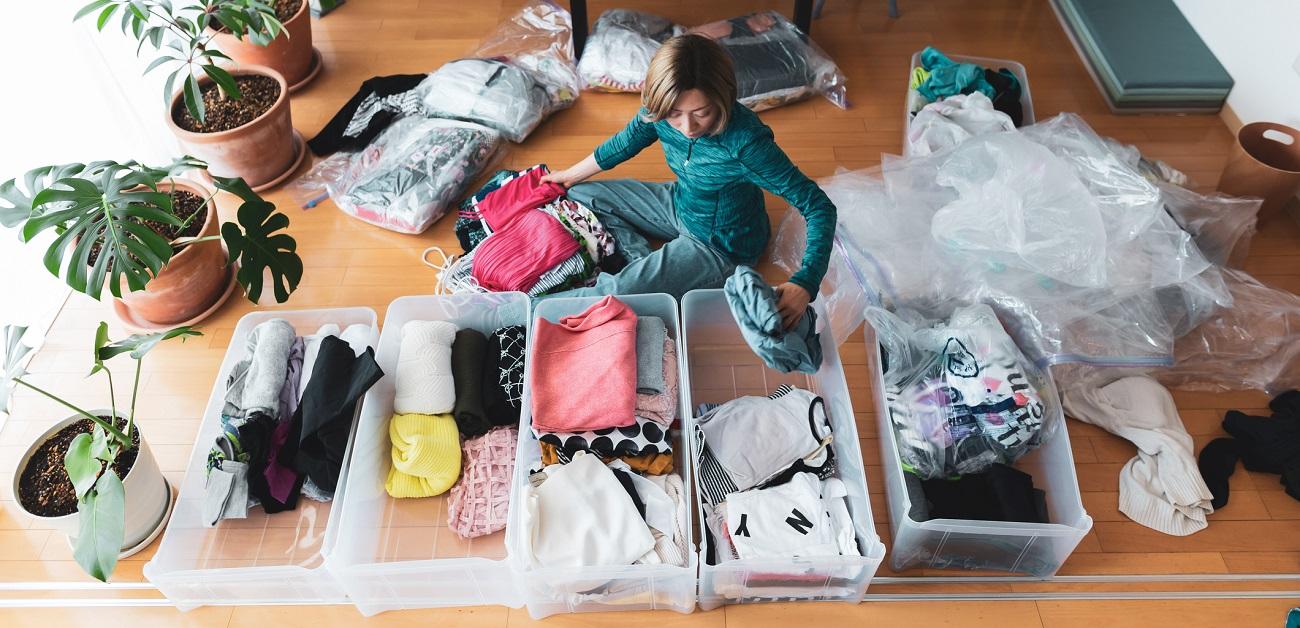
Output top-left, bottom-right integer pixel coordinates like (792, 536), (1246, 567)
(76, 0), (305, 190)
(0, 157), (303, 328)
(210, 0), (322, 92)
(2, 323), (201, 581)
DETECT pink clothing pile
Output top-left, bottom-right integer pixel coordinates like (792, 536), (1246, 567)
(530, 296), (639, 432)
(469, 165), (581, 293)
(637, 337), (679, 425)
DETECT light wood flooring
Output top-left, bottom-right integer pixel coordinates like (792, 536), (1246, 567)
(2, 0), (1298, 625)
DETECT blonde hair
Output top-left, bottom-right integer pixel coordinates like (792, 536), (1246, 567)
(641, 34), (737, 135)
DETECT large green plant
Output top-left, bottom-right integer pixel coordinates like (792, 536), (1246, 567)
(0, 157), (303, 305)
(1, 323), (201, 581)
(75, 0), (285, 125)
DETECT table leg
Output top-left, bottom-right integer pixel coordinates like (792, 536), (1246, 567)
(794, 0), (813, 34)
(570, 0), (588, 59)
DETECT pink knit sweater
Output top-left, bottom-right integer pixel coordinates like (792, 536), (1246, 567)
(530, 296), (638, 432)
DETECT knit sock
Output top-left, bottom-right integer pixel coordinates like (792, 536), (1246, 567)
(1270, 390), (1300, 418)
(394, 320), (458, 415)
(387, 412), (461, 498)
(1197, 437), (1239, 509)
(1222, 410), (1300, 474)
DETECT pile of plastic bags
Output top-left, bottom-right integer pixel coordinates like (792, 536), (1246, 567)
(774, 112), (1299, 394)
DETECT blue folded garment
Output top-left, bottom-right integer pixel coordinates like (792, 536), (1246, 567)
(723, 266), (822, 374)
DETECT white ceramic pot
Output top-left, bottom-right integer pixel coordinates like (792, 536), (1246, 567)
(13, 411), (171, 557)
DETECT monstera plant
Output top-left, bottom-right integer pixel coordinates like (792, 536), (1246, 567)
(4, 323), (200, 581)
(0, 157), (302, 325)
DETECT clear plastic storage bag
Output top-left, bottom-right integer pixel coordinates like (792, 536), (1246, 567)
(578, 10), (684, 92)
(296, 118), (502, 234)
(1158, 268), (1300, 396)
(867, 303), (1060, 480)
(418, 0), (580, 142)
(693, 11), (848, 111)
(771, 114), (1236, 367)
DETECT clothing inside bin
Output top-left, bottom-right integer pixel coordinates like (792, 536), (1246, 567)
(521, 296), (690, 570)
(909, 46), (1024, 126)
(692, 386), (864, 565)
(874, 304), (1054, 482)
(204, 320), (383, 527)
(382, 318), (527, 540)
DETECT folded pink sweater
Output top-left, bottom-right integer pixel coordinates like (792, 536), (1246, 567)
(471, 209), (580, 293)
(530, 296), (638, 432)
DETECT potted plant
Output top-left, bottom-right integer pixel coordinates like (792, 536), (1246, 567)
(0, 157), (303, 328)
(76, 0), (305, 190)
(2, 323), (201, 581)
(210, 0), (322, 92)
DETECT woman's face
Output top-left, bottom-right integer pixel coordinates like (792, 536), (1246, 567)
(667, 89), (717, 139)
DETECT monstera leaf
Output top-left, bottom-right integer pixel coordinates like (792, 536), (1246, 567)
(214, 175), (302, 304)
(96, 325), (202, 362)
(0, 160), (193, 299)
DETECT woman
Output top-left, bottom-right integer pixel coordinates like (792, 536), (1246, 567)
(542, 34), (836, 329)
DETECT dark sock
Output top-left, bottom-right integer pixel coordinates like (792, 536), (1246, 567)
(1197, 437), (1240, 509)
(451, 329), (492, 438)
(1270, 390), (1300, 418)
(1223, 410), (1300, 474)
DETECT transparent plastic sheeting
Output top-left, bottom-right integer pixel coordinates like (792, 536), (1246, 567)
(294, 119), (503, 234)
(773, 113), (1259, 369)
(416, 0), (580, 143)
(576, 9), (848, 113)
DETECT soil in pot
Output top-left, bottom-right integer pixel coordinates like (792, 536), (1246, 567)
(87, 189), (207, 267)
(18, 417), (140, 518)
(172, 75), (282, 133)
(272, 0), (303, 21)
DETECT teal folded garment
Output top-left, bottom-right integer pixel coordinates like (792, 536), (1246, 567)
(723, 266), (822, 375)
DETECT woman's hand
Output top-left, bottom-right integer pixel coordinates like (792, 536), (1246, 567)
(774, 282), (811, 330)
(542, 154), (603, 189)
(540, 169), (579, 188)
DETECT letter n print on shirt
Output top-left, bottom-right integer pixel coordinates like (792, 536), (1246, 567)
(785, 508), (814, 535)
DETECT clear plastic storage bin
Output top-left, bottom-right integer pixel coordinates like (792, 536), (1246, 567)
(905, 50), (1036, 141)
(326, 294), (530, 616)
(865, 327), (1093, 576)
(144, 308), (379, 610)
(680, 290), (885, 610)
(506, 293), (698, 619)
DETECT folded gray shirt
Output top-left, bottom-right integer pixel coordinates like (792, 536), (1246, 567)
(724, 266), (822, 374)
(636, 316), (667, 394)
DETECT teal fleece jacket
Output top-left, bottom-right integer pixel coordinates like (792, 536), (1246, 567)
(593, 102), (837, 298)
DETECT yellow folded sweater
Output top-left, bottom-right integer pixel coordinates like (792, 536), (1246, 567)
(386, 412), (461, 498)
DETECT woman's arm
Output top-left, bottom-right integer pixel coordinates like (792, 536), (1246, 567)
(737, 128), (837, 323)
(545, 110), (659, 187)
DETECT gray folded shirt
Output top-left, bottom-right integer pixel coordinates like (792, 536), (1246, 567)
(636, 316), (667, 394)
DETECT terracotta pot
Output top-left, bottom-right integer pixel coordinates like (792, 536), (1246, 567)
(115, 179), (230, 326)
(209, 0), (319, 90)
(1217, 122), (1300, 222)
(165, 65), (298, 190)
(14, 412), (171, 558)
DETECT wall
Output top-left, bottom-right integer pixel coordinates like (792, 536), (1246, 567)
(1174, 0), (1300, 130)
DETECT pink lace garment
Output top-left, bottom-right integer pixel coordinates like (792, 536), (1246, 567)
(447, 426), (518, 539)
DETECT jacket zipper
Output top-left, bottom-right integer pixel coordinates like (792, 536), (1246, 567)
(685, 137), (698, 167)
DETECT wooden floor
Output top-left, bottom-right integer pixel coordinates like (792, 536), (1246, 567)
(3, 0), (1299, 625)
